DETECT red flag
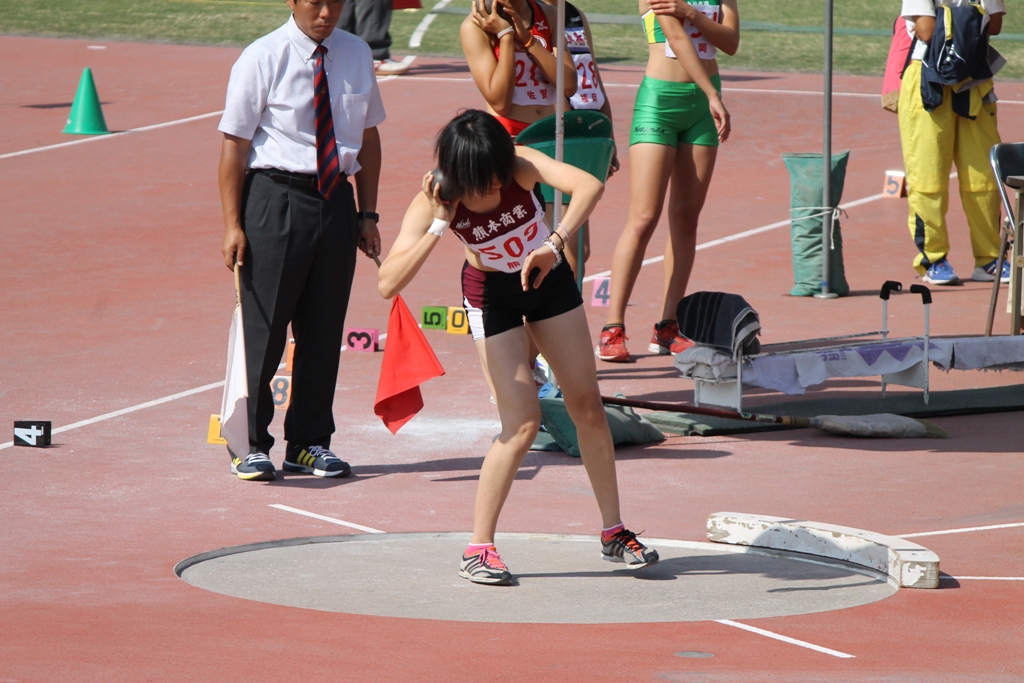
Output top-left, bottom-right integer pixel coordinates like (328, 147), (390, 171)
(374, 294), (445, 434)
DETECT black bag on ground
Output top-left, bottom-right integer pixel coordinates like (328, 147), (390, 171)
(675, 291), (761, 357)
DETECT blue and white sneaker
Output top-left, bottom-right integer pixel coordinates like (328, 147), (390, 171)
(231, 452), (276, 481)
(283, 444), (351, 478)
(922, 259), (960, 285)
(973, 258), (1011, 284)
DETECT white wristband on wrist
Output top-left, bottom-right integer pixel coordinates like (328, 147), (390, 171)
(545, 238), (562, 266)
(496, 27), (515, 40)
(427, 217), (450, 237)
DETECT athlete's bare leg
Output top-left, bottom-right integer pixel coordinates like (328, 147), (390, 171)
(529, 306), (621, 528)
(660, 143), (718, 321)
(471, 325), (541, 544)
(605, 142), (676, 328)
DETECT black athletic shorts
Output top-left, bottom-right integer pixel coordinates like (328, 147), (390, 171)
(461, 259), (583, 340)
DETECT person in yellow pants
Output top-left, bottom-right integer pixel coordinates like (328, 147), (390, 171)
(897, 0), (1008, 285)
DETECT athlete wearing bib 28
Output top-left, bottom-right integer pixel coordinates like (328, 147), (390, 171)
(379, 110), (659, 586)
(598, 0), (738, 363)
(537, 0), (620, 276)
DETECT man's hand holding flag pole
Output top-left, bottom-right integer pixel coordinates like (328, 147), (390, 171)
(219, 263), (250, 460)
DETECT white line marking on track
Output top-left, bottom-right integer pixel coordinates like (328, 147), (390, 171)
(607, 82), (1024, 105)
(410, 0), (453, 47)
(581, 191), (888, 283)
(11, 77), (1008, 163)
(387, 74), (1024, 107)
(0, 360), (285, 450)
(954, 576), (1024, 581)
(385, 75), (475, 83)
(270, 504), (386, 533)
(715, 619), (855, 659)
(0, 110), (224, 160)
(899, 521), (1024, 538)
(0, 380), (225, 450)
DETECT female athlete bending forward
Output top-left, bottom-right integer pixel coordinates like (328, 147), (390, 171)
(379, 110), (658, 585)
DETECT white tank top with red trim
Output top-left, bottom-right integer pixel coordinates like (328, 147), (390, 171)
(492, 0), (558, 107)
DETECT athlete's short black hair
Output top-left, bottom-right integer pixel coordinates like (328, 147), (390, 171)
(435, 109), (516, 200)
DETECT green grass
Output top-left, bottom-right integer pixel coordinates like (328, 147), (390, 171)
(0, 0), (290, 45)
(1, 0), (1021, 77)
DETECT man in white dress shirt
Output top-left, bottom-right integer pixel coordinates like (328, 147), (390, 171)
(218, 0), (385, 481)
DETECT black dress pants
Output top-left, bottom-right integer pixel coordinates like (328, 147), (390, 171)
(240, 171), (358, 455)
(339, 0), (394, 61)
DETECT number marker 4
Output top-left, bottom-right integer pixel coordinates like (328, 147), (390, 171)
(13, 421), (52, 448)
(591, 276), (611, 307)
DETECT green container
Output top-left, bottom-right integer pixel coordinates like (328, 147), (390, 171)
(781, 151), (850, 297)
(518, 111), (615, 204)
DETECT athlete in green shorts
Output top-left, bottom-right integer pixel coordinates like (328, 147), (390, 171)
(598, 0), (739, 363)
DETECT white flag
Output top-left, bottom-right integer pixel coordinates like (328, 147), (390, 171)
(219, 296), (249, 460)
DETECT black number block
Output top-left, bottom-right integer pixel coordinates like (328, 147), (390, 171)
(13, 421), (52, 447)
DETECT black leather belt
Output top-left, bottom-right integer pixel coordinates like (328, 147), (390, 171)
(256, 169), (346, 189)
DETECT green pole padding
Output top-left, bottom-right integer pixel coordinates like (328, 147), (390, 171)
(782, 151), (850, 297)
(519, 111), (615, 290)
(64, 68), (109, 135)
(518, 111), (615, 204)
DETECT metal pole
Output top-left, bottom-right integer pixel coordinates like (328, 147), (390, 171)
(552, 0), (566, 232)
(815, 0), (837, 299)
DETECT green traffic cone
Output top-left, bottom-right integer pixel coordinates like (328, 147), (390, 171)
(64, 67), (109, 135)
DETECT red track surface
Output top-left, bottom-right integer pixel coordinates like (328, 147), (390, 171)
(2, 37), (1023, 681)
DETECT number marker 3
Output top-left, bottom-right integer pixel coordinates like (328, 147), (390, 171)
(346, 328), (379, 352)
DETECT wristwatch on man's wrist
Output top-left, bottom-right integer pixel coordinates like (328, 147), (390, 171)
(357, 211), (380, 222)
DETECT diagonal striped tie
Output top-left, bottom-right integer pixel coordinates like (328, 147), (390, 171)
(314, 45), (342, 201)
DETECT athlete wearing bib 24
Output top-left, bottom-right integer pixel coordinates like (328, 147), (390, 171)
(379, 110), (659, 586)
(598, 0), (738, 364)
(460, 0), (575, 139)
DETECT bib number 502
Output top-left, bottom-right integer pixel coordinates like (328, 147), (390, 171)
(479, 223), (539, 261)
